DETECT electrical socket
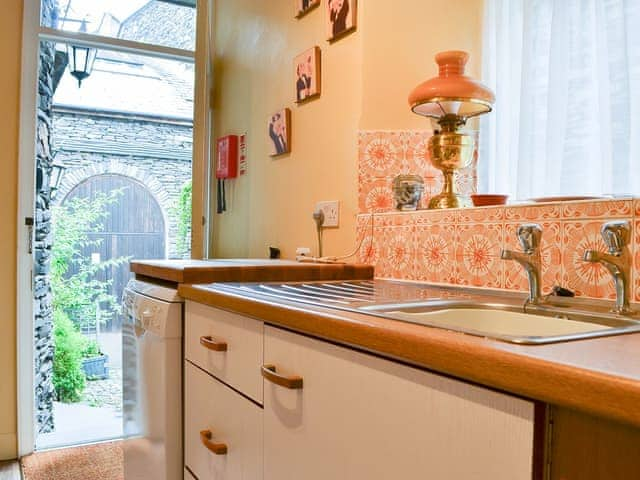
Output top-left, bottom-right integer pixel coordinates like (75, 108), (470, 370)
(315, 201), (340, 228)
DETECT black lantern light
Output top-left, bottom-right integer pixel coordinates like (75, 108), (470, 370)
(66, 19), (97, 87)
(50, 156), (68, 200)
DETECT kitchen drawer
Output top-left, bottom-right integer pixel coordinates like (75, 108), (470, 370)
(185, 361), (263, 480)
(185, 301), (263, 403)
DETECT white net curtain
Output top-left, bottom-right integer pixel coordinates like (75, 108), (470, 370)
(479, 0), (640, 199)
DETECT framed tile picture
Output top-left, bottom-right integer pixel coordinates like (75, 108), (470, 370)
(327, 0), (357, 42)
(295, 0), (320, 18)
(268, 108), (291, 157)
(294, 46), (321, 103)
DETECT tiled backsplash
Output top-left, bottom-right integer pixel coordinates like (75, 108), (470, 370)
(356, 130), (640, 303)
(358, 130), (476, 212)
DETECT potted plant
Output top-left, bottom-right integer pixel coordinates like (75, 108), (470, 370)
(81, 339), (110, 380)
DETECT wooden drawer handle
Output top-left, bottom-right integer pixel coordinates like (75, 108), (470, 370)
(200, 429), (227, 455)
(261, 364), (303, 389)
(200, 335), (228, 352)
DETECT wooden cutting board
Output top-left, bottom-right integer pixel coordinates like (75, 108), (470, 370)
(130, 259), (374, 284)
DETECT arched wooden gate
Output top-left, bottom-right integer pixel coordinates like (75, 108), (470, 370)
(63, 174), (166, 331)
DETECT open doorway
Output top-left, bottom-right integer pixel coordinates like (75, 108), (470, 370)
(32, 0), (196, 450)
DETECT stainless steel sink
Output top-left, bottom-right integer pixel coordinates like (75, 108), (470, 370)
(207, 280), (640, 344)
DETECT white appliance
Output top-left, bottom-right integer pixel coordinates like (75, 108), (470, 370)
(122, 279), (184, 480)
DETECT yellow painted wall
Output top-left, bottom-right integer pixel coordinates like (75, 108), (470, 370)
(360, 0), (484, 130)
(210, 0), (484, 259)
(211, 0), (363, 259)
(0, 0), (23, 460)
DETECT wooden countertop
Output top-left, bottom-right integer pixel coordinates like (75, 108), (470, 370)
(179, 282), (640, 428)
(130, 259), (374, 284)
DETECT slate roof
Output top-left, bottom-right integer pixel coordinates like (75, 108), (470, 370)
(52, 0), (195, 120)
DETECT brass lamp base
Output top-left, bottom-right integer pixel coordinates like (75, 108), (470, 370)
(428, 192), (473, 209)
(427, 129), (475, 210)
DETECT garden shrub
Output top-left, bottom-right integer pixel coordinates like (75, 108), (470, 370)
(172, 180), (192, 258)
(51, 190), (128, 401)
(52, 311), (86, 403)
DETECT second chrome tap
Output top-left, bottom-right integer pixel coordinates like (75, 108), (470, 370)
(583, 220), (634, 315)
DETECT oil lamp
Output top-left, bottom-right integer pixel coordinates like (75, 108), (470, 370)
(409, 50), (495, 209)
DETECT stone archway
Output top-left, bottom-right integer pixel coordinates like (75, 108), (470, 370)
(55, 159), (172, 220)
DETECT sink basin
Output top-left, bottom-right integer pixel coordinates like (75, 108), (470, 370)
(209, 280), (640, 344)
(386, 308), (612, 344)
(361, 298), (640, 344)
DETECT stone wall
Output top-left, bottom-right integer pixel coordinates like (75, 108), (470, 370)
(52, 111), (193, 259)
(119, 0), (196, 51)
(34, 0), (57, 434)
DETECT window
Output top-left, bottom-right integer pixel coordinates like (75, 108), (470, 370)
(480, 0), (640, 199)
(43, 0), (196, 51)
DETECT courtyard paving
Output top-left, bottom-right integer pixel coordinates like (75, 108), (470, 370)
(36, 332), (123, 450)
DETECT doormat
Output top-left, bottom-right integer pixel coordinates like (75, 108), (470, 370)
(21, 441), (123, 480)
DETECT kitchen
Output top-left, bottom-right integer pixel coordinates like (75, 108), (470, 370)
(2, 0), (640, 479)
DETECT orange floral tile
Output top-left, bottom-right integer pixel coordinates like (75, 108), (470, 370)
(376, 226), (416, 279)
(403, 131), (432, 174)
(372, 212), (414, 228)
(457, 205), (504, 223)
(454, 223), (504, 288)
(561, 199), (633, 220)
(562, 221), (616, 299)
(356, 214), (378, 266)
(414, 208), (459, 225)
(635, 220), (640, 302)
(403, 131), (443, 206)
(403, 131), (443, 207)
(635, 199), (640, 217)
(504, 203), (562, 221)
(503, 222), (562, 294)
(357, 230), (380, 267)
(414, 223), (456, 284)
(358, 131), (404, 178)
(359, 176), (394, 213)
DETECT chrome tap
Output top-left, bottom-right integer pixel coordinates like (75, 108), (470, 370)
(501, 224), (543, 304)
(583, 221), (634, 315)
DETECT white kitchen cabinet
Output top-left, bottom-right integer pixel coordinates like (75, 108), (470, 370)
(184, 361), (263, 480)
(262, 325), (536, 480)
(185, 301), (264, 403)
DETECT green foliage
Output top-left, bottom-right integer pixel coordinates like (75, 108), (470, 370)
(52, 311), (86, 403)
(51, 190), (129, 332)
(51, 190), (128, 402)
(81, 339), (102, 358)
(172, 180), (192, 258)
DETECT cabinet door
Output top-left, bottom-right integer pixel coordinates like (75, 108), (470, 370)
(185, 362), (263, 480)
(185, 301), (264, 403)
(263, 326), (535, 480)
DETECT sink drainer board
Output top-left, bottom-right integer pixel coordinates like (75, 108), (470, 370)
(208, 280), (640, 344)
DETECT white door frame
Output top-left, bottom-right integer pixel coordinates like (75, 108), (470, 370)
(16, 0), (41, 459)
(17, 0), (211, 456)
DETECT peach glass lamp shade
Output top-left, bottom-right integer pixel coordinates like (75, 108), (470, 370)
(409, 50), (495, 120)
